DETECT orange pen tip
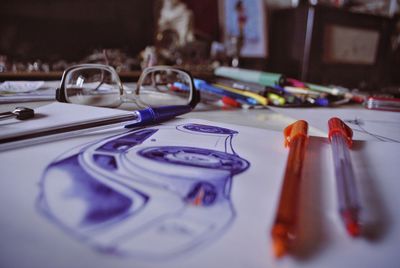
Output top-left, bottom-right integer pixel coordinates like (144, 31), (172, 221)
(272, 238), (288, 258)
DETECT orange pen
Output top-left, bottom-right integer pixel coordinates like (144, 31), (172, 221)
(271, 120), (308, 258)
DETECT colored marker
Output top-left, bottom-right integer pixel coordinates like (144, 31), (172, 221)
(283, 86), (321, 96)
(286, 78), (306, 88)
(306, 96), (330, 107)
(267, 93), (285, 106)
(214, 66), (349, 97)
(194, 79), (258, 106)
(306, 83), (343, 96)
(214, 77), (268, 93)
(221, 96), (242, 108)
(214, 67), (285, 88)
(214, 83), (268, 106)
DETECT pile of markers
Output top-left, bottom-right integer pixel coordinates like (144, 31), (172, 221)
(193, 66), (361, 108)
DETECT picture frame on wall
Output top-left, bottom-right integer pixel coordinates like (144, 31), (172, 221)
(219, 0), (268, 58)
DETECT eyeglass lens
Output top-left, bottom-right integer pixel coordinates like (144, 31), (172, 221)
(63, 66), (193, 108)
(135, 69), (192, 108)
(64, 67), (123, 108)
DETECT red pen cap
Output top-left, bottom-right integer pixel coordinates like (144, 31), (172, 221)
(328, 117), (353, 147)
(284, 120), (308, 147)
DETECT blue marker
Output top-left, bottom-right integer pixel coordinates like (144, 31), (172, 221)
(315, 97), (330, 107)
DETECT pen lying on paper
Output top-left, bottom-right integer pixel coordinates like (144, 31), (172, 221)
(328, 117), (362, 237)
(0, 107), (35, 121)
(271, 120), (308, 258)
(0, 105), (192, 151)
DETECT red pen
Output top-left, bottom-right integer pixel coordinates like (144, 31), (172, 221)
(271, 120), (308, 257)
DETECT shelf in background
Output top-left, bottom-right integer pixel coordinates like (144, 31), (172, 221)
(0, 69), (213, 82)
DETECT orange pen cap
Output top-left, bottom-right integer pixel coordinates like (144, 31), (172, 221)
(328, 117), (353, 147)
(284, 120), (308, 147)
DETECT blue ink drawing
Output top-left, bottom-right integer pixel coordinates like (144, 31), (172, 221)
(344, 118), (400, 143)
(37, 123), (250, 259)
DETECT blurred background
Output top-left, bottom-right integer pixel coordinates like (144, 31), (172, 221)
(1, 0), (400, 92)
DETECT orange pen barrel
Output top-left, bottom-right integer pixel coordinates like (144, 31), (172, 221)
(271, 120), (308, 258)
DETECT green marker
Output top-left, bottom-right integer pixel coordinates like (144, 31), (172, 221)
(214, 67), (285, 88)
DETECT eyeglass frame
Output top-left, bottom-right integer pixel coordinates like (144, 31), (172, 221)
(56, 64), (200, 109)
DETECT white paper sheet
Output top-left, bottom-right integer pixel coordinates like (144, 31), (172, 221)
(0, 81), (58, 103)
(0, 81), (45, 93)
(270, 107), (400, 143)
(0, 118), (399, 268)
(0, 102), (131, 140)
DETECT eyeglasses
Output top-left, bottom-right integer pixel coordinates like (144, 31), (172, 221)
(56, 64), (199, 109)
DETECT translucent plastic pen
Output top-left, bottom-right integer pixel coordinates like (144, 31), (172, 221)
(328, 117), (361, 237)
(271, 120), (308, 258)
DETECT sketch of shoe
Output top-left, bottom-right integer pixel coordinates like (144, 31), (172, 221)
(38, 123), (249, 259)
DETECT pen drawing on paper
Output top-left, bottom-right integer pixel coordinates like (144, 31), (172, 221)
(344, 118), (400, 143)
(37, 123), (250, 259)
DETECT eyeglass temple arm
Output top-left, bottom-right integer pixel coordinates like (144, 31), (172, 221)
(188, 77), (200, 109)
(55, 67), (71, 103)
(55, 87), (67, 102)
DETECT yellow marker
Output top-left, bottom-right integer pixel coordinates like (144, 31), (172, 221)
(267, 93), (285, 106)
(213, 83), (268, 106)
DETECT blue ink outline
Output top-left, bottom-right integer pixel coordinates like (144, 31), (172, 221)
(37, 123), (250, 259)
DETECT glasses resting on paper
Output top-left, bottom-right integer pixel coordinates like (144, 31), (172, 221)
(0, 65), (200, 151)
(56, 64), (199, 109)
